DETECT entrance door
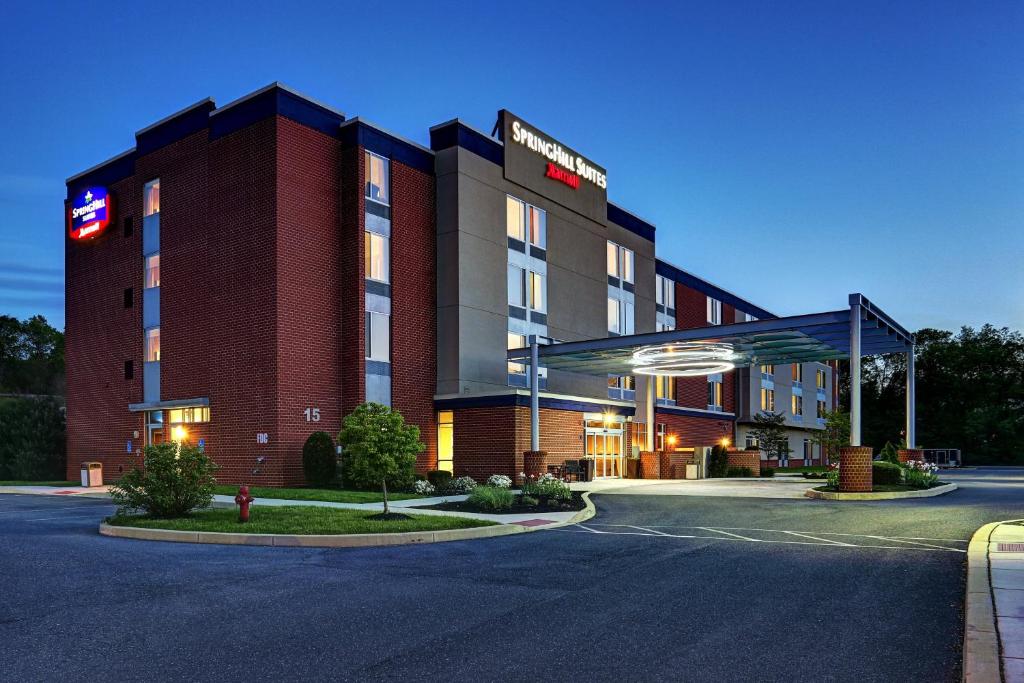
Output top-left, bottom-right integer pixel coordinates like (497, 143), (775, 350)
(585, 416), (624, 478)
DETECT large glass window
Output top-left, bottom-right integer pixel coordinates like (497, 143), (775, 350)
(167, 407), (210, 424)
(606, 242), (634, 283)
(707, 297), (722, 325)
(364, 231), (390, 282)
(145, 254), (160, 288)
(366, 311), (390, 362)
(437, 411), (454, 473)
(761, 387), (775, 411)
(145, 328), (160, 362)
(365, 152), (389, 204)
(506, 196), (545, 248)
(143, 179), (160, 216)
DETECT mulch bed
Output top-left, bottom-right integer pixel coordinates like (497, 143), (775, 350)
(417, 491), (587, 515)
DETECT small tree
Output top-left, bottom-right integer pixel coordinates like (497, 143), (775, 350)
(707, 444), (730, 478)
(338, 403), (423, 515)
(750, 411), (790, 463)
(302, 431), (336, 487)
(109, 442), (217, 518)
(812, 409), (851, 464)
(879, 441), (899, 464)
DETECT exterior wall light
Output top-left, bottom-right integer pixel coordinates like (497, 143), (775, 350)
(173, 425), (187, 442)
(720, 436), (731, 447)
(667, 435), (677, 447)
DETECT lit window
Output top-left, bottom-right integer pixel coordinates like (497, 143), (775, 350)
(365, 152), (389, 204)
(366, 312), (390, 362)
(167, 407), (210, 424)
(607, 297), (620, 334)
(528, 205), (545, 249)
(708, 377), (723, 411)
(622, 248), (634, 284)
(145, 254), (160, 288)
(760, 388), (775, 411)
(437, 411), (454, 473)
(506, 196), (525, 241)
(364, 231), (390, 282)
(817, 369), (827, 389)
(507, 332), (526, 375)
(607, 242), (618, 277)
(529, 271), (545, 312)
(656, 375), (675, 403)
(761, 364), (774, 379)
(707, 297), (722, 325)
(817, 400), (826, 418)
(507, 265), (526, 307)
(792, 364), (803, 383)
(792, 394), (803, 416)
(505, 196), (545, 248)
(606, 242), (634, 283)
(143, 179), (160, 216)
(145, 328), (160, 362)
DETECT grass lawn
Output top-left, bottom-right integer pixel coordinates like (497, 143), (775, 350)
(106, 505), (496, 535)
(0, 480), (78, 487)
(776, 466), (827, 474)
(211, 484), (423, 504)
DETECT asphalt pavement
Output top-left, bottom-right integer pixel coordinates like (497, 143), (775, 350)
(1, 467), (1022, 682)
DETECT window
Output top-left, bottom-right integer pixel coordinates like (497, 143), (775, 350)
(364, 231), (390, 282)
(145, 254), (160, 288)
(792, 364), (803, 383)
(506, 196), (525, 241)
(761, 364), (774, 380)
(167, 407), (210, 424)
(707, 297), (722, 324)
(656, 275), (675, 309)
(123, 287), (133, 308)
(124, 360), (133, 380)
(745, 312), (758, 322)
(656, 375), (675, 403)
(760, 387), (775, 411)
(366, 312), (390, 362)
(528, 204), (545, 248)
(817, 369), (827, 389)
(792, 394), (803, 416)
(506, 196), (545, 248)
(707, 377), (723, 411)
(145, 328), (160, 362)
(143, 179), (160, 216)
(607, 297), (621, 334)
(529, 271), (545, 312)
(508, 332), (526, 375)
(745, 435), (759, 449)
(607, 375), (635, 399)
(437, 411), (454, 473)
(656, 423), (667, 451)
(365, 152), (389, 204)
(817, 400), (827, 419)
(508, 265), (526, 308)
(606, 242), (634, 283)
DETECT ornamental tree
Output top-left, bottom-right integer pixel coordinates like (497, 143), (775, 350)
(338, 403), (423, 515)
(812, 409), (851, 464)
(750, 411), (791, 462)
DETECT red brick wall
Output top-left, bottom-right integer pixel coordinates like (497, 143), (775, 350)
(654, 410), (733, 450)
(339, 145), (364, 418)
(390, 161), (437, 473)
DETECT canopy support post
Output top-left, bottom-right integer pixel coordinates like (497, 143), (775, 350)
(849, 298), (862, 446)
(530, 336), (539, 452)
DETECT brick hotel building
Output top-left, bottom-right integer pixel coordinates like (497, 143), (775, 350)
(64, 83), (835, 485)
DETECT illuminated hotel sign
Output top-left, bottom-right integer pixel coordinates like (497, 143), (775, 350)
(500, 110), (608, 224)
(68, 187), (112, 240)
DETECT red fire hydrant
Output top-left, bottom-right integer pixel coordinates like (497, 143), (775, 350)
(235, 485), (254, 523)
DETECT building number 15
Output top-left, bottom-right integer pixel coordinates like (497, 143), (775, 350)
(304, 407), (321, 422)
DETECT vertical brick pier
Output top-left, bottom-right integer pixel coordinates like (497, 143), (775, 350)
(839, 446), (873, 492)
(898, 448), (924, 464)
(523, 451), (546, 480)
(727, 448), (761, 476)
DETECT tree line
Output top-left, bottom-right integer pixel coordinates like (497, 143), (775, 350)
(0, 315), (65, 396)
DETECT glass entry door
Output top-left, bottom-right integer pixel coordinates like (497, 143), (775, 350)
(585, 415), (624, 478)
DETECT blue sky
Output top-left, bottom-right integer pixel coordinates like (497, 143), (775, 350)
(1, 0), (1020, 332)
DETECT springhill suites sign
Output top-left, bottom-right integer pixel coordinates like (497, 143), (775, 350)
(500, 110), (608, 225)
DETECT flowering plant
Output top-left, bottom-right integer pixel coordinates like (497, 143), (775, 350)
(826, 461), (840, 490)
(445, 475), (478, 494)
(520, 472), (572, 501)
(412, 479), (436, 495)
(486, 474), (512, 489)
(903, 460), (939, 489)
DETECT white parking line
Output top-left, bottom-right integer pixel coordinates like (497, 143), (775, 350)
(861, 535), (961, 551)
(696, 527), (760, 542)
(614, 524), (970, 543)
(781, 530), (854, 546)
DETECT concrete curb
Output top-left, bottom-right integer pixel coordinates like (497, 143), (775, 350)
(804, 482), (957, 501)
(98, 492), (597, 549)
(964, 522), (1002, 683)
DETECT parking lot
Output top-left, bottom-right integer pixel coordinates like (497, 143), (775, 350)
(1, 468), (1022, 681)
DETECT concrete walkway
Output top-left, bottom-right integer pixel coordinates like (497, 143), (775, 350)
(966, 520), (1024, 682)
(572, 477), (813, 499)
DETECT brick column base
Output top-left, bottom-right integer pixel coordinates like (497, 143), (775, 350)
(523, 451), (546, 480)
(839, 446), (873, 492)
(727, 448), (761, 476)
(898, 448), (924, 464)
(640, 451), (661, 479)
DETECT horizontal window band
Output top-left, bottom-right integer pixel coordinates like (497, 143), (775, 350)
(365, 200), (391, 219)
(365, 360), (391, 376)
(507, 236), (526, 252)
(529, 245), (547, 261)
(508, 305), (527, 320)
(365, 279), (391, 298)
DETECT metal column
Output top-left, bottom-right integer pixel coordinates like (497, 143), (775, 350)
(529, 337), (539, 451)
(645, 376), (655, 451)
(849, 300), (862, 446)
(906, 344), (916, 447)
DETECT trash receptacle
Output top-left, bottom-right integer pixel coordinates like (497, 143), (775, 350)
(685, 464), (698, 480)
(80, 461), (103, 487)
(579, 458), (595, 482)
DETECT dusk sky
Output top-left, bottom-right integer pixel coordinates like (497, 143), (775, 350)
(1, 1), (1020, 332)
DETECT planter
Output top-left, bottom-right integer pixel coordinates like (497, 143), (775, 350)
(625, 459), (640, 479)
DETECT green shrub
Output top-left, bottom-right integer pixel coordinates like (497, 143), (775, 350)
(427, 469), (453, 490)
(872, 460), (903, 485)
(521, 473), (571, 500)
(109, 443), (217, 518)
(708, 444), (730, 478)
(467, 486), (514, 510)
(520, 495), (539, 507)
(879, 441), (900, 464)
(302, 431), (336, 487)
(0, 396), (66, 481)
(760, 467), (775, 478)
(726, 466), (754, 478)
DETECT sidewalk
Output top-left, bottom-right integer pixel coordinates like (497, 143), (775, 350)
(571, 477), (812, 499)
(965, 520), (1024, 682)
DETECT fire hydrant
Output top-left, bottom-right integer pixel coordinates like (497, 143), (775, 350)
(235, 485), (254, 523)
